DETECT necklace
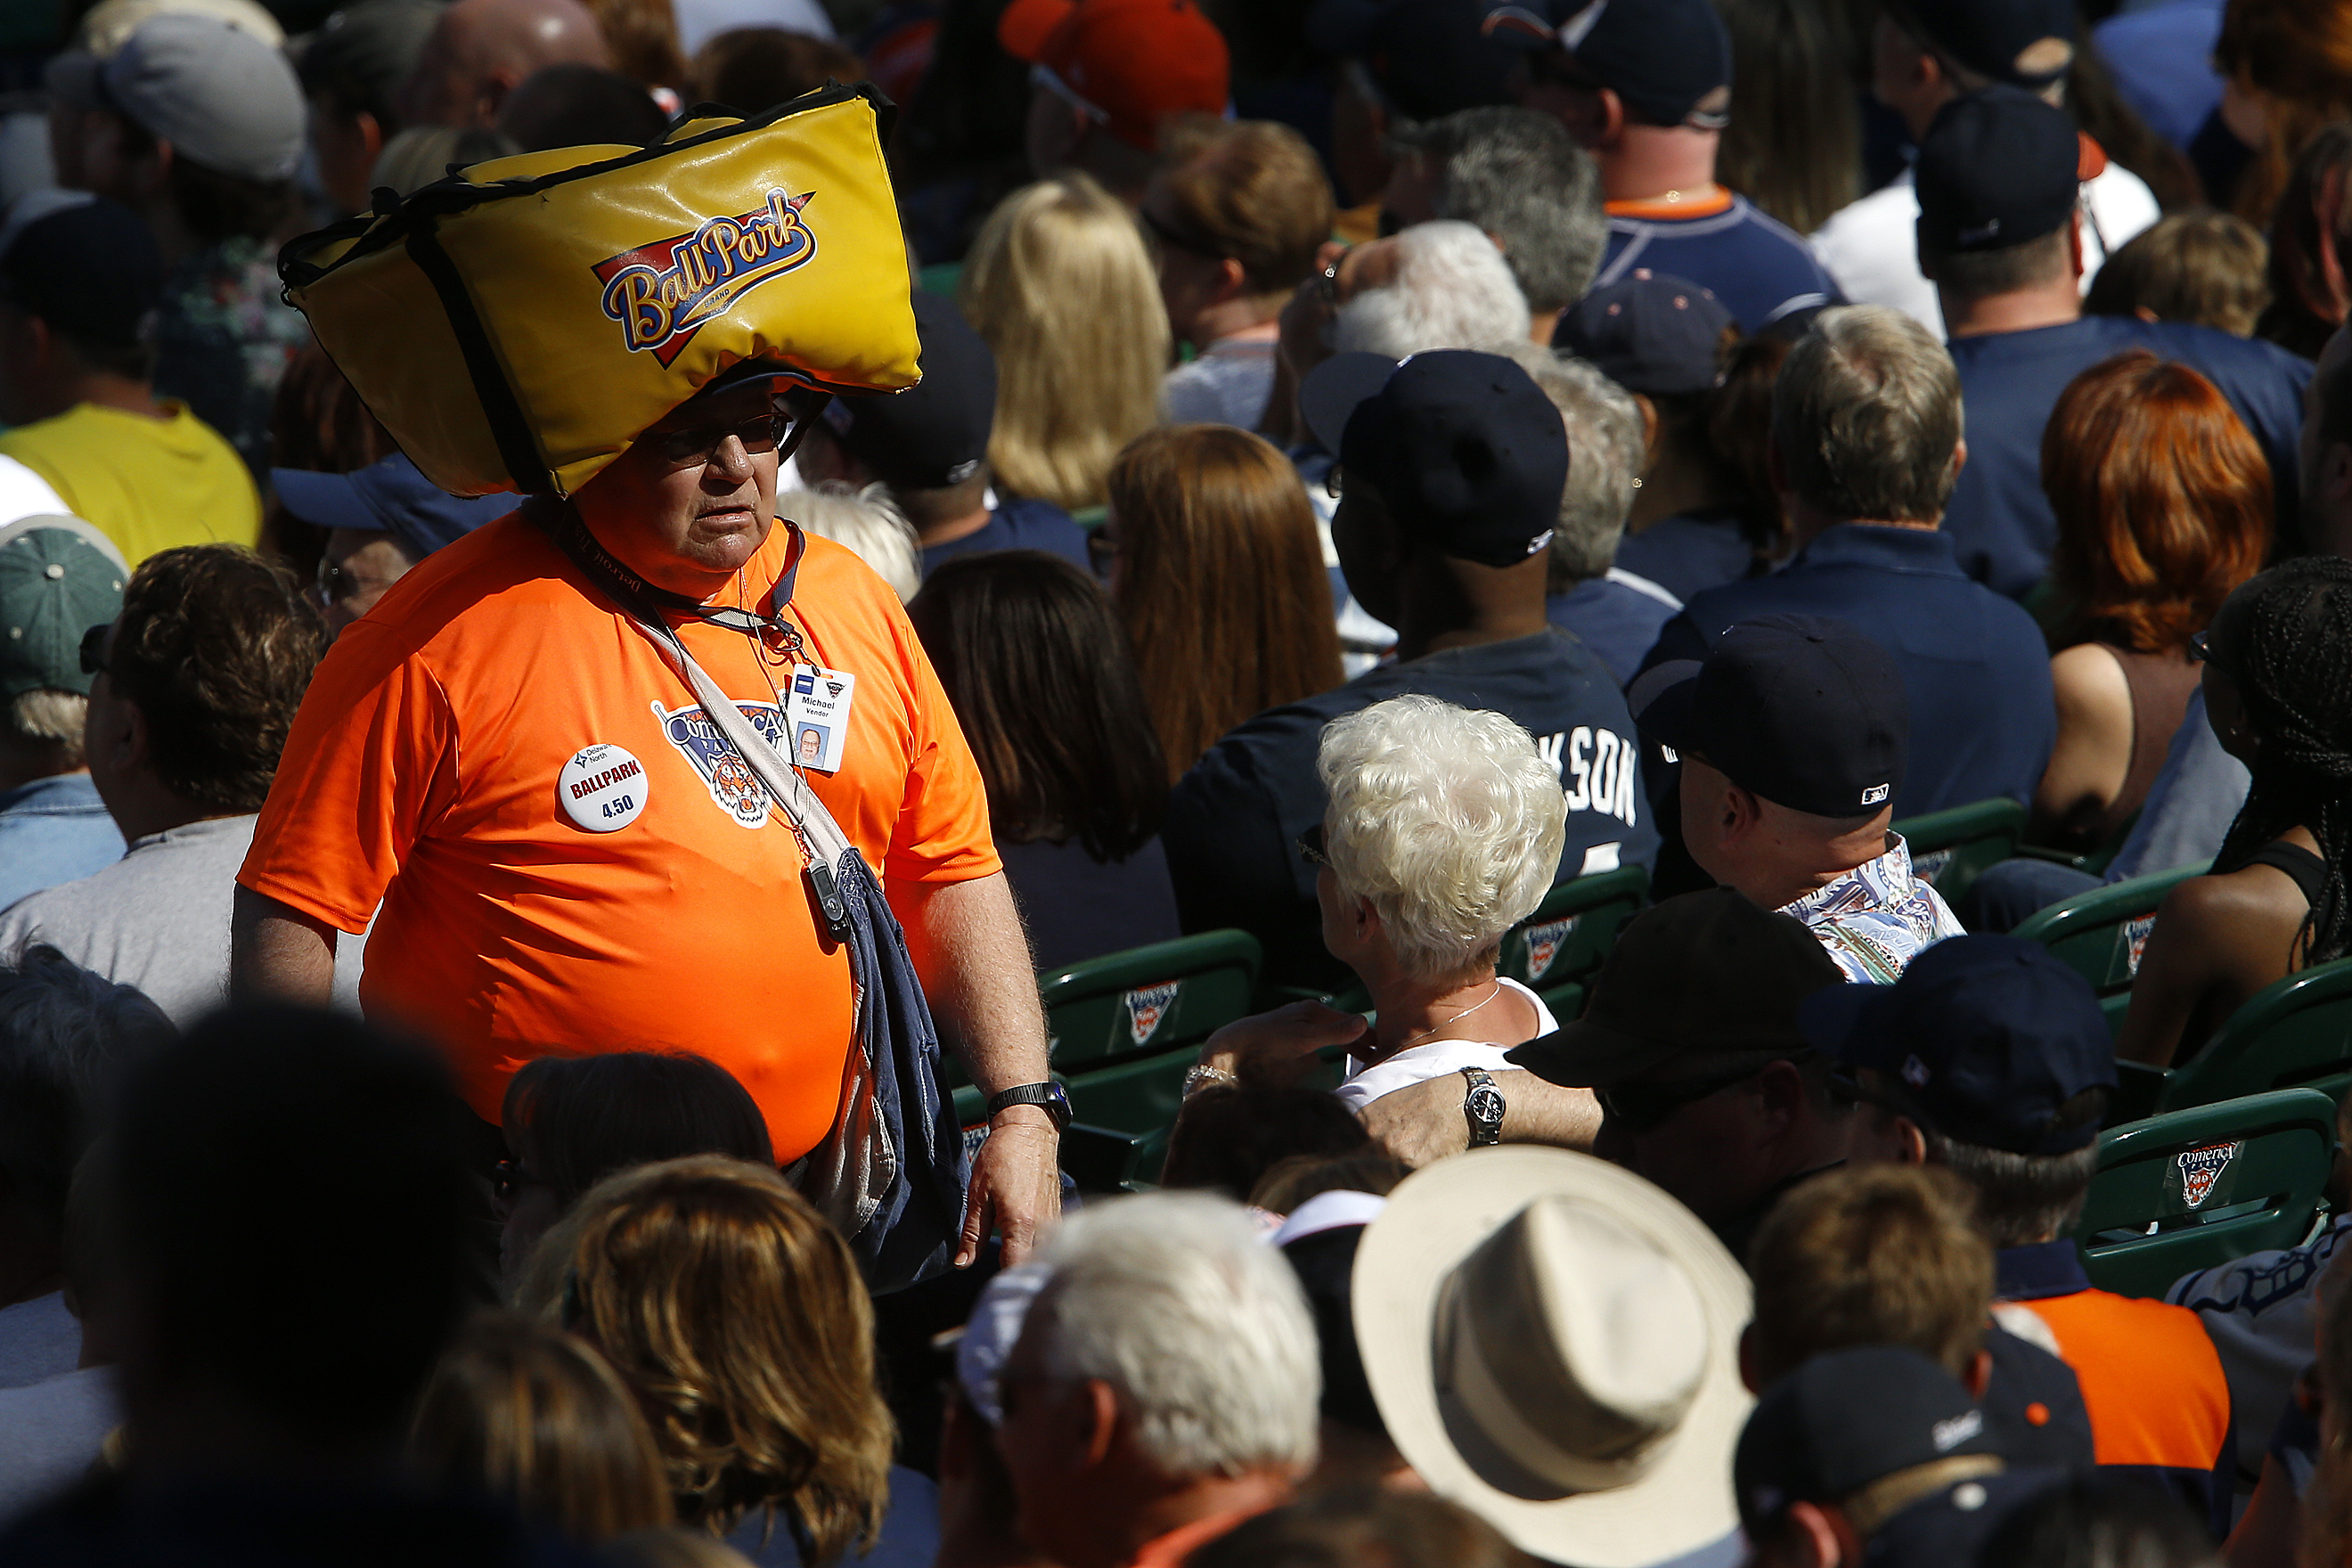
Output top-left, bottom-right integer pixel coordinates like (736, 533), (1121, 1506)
(1396, 981), (1506, 1050)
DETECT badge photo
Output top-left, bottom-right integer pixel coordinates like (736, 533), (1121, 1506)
(559, 742), (649, 831)
(786, 665), (856, 773)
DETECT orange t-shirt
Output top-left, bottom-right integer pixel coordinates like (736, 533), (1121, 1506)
(2004, 1288), (2232, 1472)
(238, 513), (1000, 1162)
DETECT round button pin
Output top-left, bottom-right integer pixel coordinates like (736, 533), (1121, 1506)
(559, 743), (648, 832)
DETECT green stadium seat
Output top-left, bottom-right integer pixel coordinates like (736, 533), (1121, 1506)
(1498, 863), (1648, 1019)
(1891, 797), (2027, 906)
(943, 929), (1264, 1092)
(2012, 862), (2210, 1037)
(2074, 1088), (2338, 1299)
(2152, 957), (2352, 1113)
(1058, 1049), (1198, 1186)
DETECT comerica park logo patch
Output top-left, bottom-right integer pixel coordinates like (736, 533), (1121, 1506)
(2176, 1140), (2242, 1209)
(595, 188), (816, 366)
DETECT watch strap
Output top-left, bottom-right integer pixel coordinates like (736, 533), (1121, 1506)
(987, 1081), (1070, 1130)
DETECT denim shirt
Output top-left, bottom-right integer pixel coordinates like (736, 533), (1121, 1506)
(0, 773), (124, 914)
(1781, 833), (1964, 984)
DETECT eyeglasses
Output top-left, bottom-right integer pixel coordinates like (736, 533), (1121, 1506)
(1296, 823), (1329, 868)
(78, 623), (110, 678)
(2188, 629), (2226, 672)
(652, 411), (788, 469)
(1597, 1059), (1777, 1136)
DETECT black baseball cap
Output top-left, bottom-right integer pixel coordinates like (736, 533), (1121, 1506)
(1890, 0), (2074, 89)
(0, 192), (164, 347)
(1797, 935), (2119, 1156)
(1508, 887), (1843, 1088)
(1315, 349), (1567, 569)
(1306, 0), (1516, 120)
(1555, 270), (1734, 396)
(1278, 1216), (1389, 1441)
(827, 292), (997, 491)
(1735, 1346), (2002, 1540)
(1864, 1466), (2067, 1568)
(1480, 0), (1732, 129)
(1635, 615), (1907, 819)
(1915, 86), (2080, 257)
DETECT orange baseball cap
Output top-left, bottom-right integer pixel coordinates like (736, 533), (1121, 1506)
(998, 0), (1230, 151)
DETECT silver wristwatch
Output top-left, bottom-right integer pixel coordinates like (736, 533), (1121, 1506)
(1461, 1066), (1506, 1147)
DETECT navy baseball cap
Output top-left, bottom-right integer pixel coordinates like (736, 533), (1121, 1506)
(826, 292), (997, 492)
(1864, 1466), (2067, 1568)
(1555, 270), (1734, 396)
(1635, 615), (1907, 819)
(1735, 1347), (2002, 1540)
(1306, 0), (1516, 120)
(0, 192), (164, 347)
(1481, 0), (1731, 129)
(273, 452), (514, 558)
(1318, 349), (1567, 568)
(1915, 86), (2081, 256)
(1798, 935), (2118, 1156)
(1891, 0), (2074, 89)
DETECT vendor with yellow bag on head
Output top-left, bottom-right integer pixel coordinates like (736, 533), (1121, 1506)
(226, 93), (1061, 1282)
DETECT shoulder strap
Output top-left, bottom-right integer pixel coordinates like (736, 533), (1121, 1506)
(527, 497), (854, 936)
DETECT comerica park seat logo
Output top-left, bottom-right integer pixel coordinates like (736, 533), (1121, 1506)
(594, 188), (816, 366)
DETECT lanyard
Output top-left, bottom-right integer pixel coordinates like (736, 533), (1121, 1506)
(525, 494), (811, 663)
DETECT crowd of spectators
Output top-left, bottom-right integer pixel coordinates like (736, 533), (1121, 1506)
(10, 0), (2352, 1564)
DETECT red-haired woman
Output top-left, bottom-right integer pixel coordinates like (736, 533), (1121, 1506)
(2033, 351), (2272, 850)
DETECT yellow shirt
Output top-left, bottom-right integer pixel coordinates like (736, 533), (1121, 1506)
(0, 401), (259, 563)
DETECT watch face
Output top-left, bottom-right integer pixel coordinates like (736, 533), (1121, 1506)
(1467, 1085), (1506, 1127)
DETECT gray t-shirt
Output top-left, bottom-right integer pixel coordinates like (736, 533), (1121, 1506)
(0, 1292), (78, 1390)
(1161, 335), (1277, 431)
(0, 814), (365, 1025)
(0, 815), (260, 1026)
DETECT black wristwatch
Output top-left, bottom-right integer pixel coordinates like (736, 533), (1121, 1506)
(1461, 1067), (1506, 1148)
(987, 1081), (1072, 1131)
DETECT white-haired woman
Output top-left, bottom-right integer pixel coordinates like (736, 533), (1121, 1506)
(1191, 694), (1568, 1110)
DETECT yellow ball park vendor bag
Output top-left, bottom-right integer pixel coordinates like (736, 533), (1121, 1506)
(279, 86), (919, 498)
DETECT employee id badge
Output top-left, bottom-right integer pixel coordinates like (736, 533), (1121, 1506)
(784, 665), (856, 773)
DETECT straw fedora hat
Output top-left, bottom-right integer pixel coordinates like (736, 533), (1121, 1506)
(1352, 1147), (1752, 1567)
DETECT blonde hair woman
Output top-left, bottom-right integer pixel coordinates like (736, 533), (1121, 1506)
(960, 174), (1170, 513)
(540, 1156), (922, 1568)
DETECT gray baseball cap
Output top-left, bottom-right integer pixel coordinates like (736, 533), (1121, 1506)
(45, 12), (305, 185)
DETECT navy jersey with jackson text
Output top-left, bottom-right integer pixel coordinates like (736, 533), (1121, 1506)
(1163, 630), (1660, 991)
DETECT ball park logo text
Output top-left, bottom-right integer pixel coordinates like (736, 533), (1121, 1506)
(594, 188), (816, 366)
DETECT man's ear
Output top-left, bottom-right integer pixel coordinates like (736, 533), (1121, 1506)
(1634, 394), (1661, 465)
(1897, 1115), (1928, 1165)
(1962, 1346), (1993, 1401)
(1080, 1378), (1122, 1469)
(1213, 256), (1250, 306)
(355, 108), (386, 167)
(2065, 211), (2086, 283)
(1788, 1500), (1855, 1568)
(1597, 87), (1627, 148)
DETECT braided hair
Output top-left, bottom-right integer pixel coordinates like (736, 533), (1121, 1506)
(2212, 557), (2352, 967)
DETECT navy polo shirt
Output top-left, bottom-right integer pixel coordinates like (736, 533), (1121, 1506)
(1583, 195), (1841, 332)
(1164, 630), (1661, 991)
(1613, 506), (1758, 604)
(918, 496), (1091, 578)
(1545, 572), (1679, 687)
(1642, 525), (2055, 818)
(1942, 315), (2310, 600)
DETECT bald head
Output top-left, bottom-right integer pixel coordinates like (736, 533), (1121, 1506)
(400, 0), (612, 130)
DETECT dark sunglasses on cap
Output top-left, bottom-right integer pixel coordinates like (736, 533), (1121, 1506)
(78, 623), (110, 677)
(2188, 628), (2227, 674)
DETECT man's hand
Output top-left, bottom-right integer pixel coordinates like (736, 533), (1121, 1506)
(1198, 1000), (1371, 1090)
(960, 1107), (1061, 1269)
(1358, 1069), (1603, 1168)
